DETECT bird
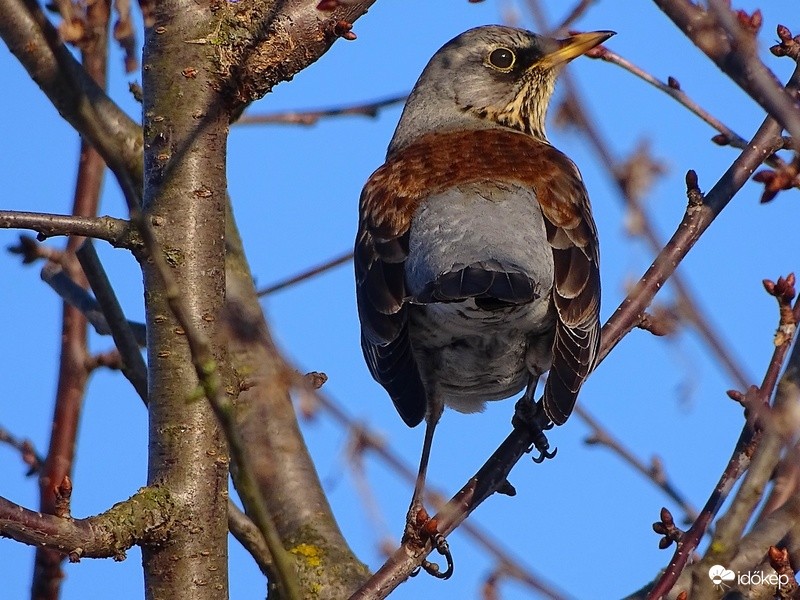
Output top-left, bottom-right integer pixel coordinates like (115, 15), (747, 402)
(354, 25), (610, 577)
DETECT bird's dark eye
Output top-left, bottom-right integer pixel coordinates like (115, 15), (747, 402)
(488, 47), (515, 70)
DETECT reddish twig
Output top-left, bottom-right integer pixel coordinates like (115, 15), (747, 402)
(587, 44), (793, 169)
(647, 283), (800, 599)
(577, 405), (698, 522)
(33, 3), (110, 595)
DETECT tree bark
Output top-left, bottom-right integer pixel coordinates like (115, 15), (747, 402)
(225, 203), (370, 599)
(140, 4), (230, 599)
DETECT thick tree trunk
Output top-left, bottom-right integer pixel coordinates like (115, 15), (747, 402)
(140, 4), (230, 599)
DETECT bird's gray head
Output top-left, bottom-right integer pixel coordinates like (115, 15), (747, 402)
(388, 25), (614, 154)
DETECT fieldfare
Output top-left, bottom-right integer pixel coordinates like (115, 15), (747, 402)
(355, 25), (610, 577)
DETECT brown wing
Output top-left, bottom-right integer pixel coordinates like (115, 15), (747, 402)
(534, 148), (601, 425)
(355, 165), (427, 427)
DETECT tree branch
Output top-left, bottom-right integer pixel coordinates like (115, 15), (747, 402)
(256, 250), (352, 296)
(315, 390), (569, 600)
(648, 286), (800, 599)
(1, 487), (174, 560)
(0, 0), (143, 204)
(76, 240), (148, 402)
(654, 0), (800, 142)
(32, 4), (112, 594)
(225, 204), (369, 598)
(0, 210), (136, 248)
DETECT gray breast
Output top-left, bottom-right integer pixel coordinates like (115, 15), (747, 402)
(404, 181), (556, 413)
(405, 181), (554, 298)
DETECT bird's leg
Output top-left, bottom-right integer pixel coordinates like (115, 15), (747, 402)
(405, 416), (436, 539)
(523, 374), (540, 403)
(513, 375), (557, 463)
(403, 414), (454, 579)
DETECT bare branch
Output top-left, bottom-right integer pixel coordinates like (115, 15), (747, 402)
(654, 0), (800, 142)
(0, 210), (136, 248)
(76, 240), (148, 402)
(648, 284), (800, 599)
(587, 44), (787, 159)
(316, 391), (569, 599)
(578, 405), (698, 522)
(0, 487), (173, 559)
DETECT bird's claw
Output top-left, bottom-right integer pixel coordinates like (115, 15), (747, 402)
(531, 444), (557, 463)
(421, 533), (454, 580)
(512, 397), (558, 463)
(530, 422), (557, 463)
(405, 508), (454, 580)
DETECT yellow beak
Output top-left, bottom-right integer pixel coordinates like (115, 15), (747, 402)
(539, 30), (615, 69)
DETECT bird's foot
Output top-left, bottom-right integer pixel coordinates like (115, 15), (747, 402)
(512, 398), (558, 463)
(404, 505), (454, 580)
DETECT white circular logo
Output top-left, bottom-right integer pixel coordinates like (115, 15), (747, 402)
(708, 564), (735, 586)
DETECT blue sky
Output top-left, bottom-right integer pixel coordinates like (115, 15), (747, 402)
(1, 1), (798, 598)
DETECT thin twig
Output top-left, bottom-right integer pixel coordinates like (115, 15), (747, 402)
(76, 240), (148, 402)
(648, 292), (800, 599)
(39, 262), (147, 346)
(589, 45), (790, 163)
(256, 250), (352, 296)
(0, 425), (45, 475)
(238, 94), (407, 126)
(577, 405), (698, 522)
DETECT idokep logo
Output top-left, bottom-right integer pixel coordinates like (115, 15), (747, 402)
(708, 565), (735, 587)
(708, 564), (789, 592)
